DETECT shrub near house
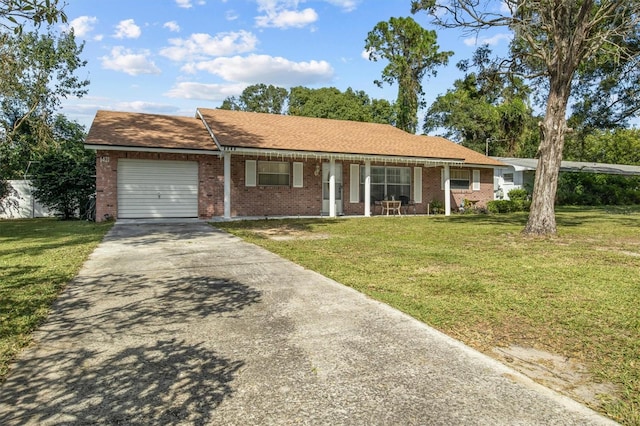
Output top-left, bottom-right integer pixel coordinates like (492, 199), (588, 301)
(488, 188), (531, 213)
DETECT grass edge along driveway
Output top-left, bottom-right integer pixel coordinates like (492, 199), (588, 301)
(0, 219), (112, 380)
(216, 207), (640, 426)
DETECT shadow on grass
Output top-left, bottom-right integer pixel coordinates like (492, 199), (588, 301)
(0, 219), (111, 258)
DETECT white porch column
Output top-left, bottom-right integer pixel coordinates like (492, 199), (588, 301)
(444, 164), (451, 216)
(224, 151), (231, 219)
(364, 160), (371, 217)
(329, 158), (336, 218)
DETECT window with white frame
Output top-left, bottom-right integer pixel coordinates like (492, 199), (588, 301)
(360, 166), (411, 201)
(503, 172), (514, 184)
(257, 161), (290, 186)
(450, 169), (470, 190)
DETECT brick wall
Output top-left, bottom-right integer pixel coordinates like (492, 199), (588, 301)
(94, 150), (222, 222)
(230, 156), (323, 216)
(94, 150), (496, 220)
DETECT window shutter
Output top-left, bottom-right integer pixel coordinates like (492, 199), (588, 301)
(350, 164), (360, 203)
(472, 169), (481, 191)
(440, 168), (444, 190)
(293, 162), (303, 188)
(245, 160), (256, 187)
(413, 167), (422, 203)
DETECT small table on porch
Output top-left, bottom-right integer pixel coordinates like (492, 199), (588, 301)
(381, 200), (402, 216)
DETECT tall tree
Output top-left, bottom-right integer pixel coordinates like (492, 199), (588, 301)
(412, 0), (640, 236)
(30, 116), (94, 220)
(0, 0), (68, 201)
(0, 28), (88, 178)
(425, 46), (538, 157)
(220, 84), (288, 114)
(0, 0), (66, 33)
(365, 16), (452, 134)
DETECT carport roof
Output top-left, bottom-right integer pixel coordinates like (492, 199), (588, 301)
(85, 110), (218, 154)
(494, 157), (640, 176)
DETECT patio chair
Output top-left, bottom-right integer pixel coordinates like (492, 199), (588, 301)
(399, 195), (416, 215)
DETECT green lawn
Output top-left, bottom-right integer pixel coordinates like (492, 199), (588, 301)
(217, 207), (640, 425)
(0, 218), (112, 379)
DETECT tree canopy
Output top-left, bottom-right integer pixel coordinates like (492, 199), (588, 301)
(220, 84), (288, 115)
(365, 16), (452, 133)
(219, 84), (396, 125)
(0, 0), (66, 33)
(29, 116), (95, 220)
(0, 28), (88, 179)
(425, 46), (539, 157)
(0, 0), (69, 201)
(288, 86), (395, 124)
(412, 0), (640, 236)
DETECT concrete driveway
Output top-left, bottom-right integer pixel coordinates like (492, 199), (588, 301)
(0, 222), (616, 425)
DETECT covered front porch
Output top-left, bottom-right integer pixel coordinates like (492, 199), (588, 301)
(220, 149), (488, 219)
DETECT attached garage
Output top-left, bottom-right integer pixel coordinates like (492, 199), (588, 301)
(117, 159), (198, 218)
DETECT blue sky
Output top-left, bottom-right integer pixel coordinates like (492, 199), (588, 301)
(59, 0), (512, 130)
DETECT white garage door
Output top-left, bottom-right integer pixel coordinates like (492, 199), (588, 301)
(117, 159), (198, 219)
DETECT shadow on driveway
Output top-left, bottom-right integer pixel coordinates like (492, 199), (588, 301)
(1, 338), (243, 424)
(0, 222), (618, 425)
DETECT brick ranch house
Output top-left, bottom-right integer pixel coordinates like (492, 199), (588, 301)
(85, 108), (505, 222)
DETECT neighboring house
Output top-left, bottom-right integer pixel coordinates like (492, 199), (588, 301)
(493, 157), (640, 200)
(84, 109), (505, 222)
(0, 180), (55, 219)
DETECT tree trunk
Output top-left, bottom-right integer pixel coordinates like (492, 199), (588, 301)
(524, 77), (571, 236)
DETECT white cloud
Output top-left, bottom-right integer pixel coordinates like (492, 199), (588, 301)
(256, 7), (318, 29)
(116, 101), (181, 114)
(226, 10), (239, 21)
(69, 16), (97, 37)
(463, 32), (512, 47)
(255, 0), (319, 29)
(323, 0), (359, 12)
(114, 19), (141, 39)
(186, 54), (334, 86)
(165, 82), (246, 101)
(101, 46), (161, 75)
(175, 0), (205, 8)
(164, 21), (181, 32)
(160, 30), (257, 62)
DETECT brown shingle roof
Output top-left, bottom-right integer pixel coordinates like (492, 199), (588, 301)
(85, 109), (504, 167)
(85, 110), (217, 152)
(198, 108), (503, 166)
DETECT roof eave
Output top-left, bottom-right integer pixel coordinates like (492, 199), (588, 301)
(85, 144), (221, 156)
(221, 146), (466, 166)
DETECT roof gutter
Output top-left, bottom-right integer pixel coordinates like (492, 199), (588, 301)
(221, 146), (465, 166)
(84, 144), (219, 156)
(197, 108), (224, 154)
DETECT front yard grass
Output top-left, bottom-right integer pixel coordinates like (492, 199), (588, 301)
(0, 218), (112, 379)
(217, 206), (640, 425)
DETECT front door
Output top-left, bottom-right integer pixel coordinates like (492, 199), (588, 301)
(322, 162), (343, 215)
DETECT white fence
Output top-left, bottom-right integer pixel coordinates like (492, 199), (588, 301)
(0, 180), (55, 219)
